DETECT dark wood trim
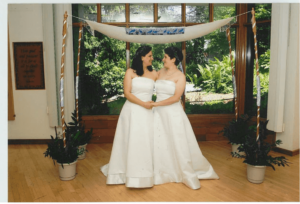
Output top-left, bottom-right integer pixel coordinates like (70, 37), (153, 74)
(97, 4), (101, 23)
(125, 3), (130, 25)
(8, 139), (52, 145)
(272, 147), (300, 157)
(209, 4), (214, 22)
(182, 3), (186, 25)
(244, 18), (255, 115)
(244, 19), (271, 26)
(8, 25), (15, 121)
(235, 4), (248, 116)
(154, 3), (158, 23)
(82, 114), (236, 143)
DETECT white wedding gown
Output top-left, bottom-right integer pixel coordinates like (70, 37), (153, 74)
(153, 80), (219, 189)
(100, 77), (155, 188)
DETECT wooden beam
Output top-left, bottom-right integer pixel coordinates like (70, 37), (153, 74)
(8, 24), (15, 121)
(235, 4), (248, 116)
(125, 3), (130, 25)
(97, 4), (101, 23)
(182, 3), (186, 25)
(209, 4), (214, 22)
(154, 4), (158, 23)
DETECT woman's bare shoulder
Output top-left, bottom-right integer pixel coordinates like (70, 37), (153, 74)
(126, 68), (134, 73)
(178, 71), (186, 81)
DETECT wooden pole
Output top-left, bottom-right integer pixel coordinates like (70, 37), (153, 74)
(226, 28), (238, 121)
(251, 7), (261, 143)
(75, 22), (83, 122)
(60, 11), (68, 147)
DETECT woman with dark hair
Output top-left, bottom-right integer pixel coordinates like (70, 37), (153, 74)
(151, 46), (219, 190)
(101, 45), (158, 188)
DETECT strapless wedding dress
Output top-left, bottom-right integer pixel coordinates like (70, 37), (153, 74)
(100, 77), (155, 188)
(153, 80), (219, 190)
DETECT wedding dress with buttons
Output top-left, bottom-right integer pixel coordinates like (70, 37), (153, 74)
(153, 80), (219, 190)
(100, 77), (155, 188)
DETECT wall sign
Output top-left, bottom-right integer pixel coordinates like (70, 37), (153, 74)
(13, 42), (45, 89)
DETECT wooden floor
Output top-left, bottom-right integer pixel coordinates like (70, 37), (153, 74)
(8, 141), (299, 202)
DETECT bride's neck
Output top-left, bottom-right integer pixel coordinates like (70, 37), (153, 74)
(165, 64), (177, 72)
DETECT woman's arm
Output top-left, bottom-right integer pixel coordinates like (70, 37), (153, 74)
(152, 74), (186, 107)
(123, 69), (153, 109)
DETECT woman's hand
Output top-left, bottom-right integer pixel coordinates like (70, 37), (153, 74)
(143, 101), (154, 109)
(150, 101), (157, 107)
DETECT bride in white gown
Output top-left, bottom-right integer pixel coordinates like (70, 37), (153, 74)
(100, 46), (157, 188)
(151, 46), (219, 190)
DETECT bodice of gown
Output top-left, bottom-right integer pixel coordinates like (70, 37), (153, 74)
(131, 77), (155, 102)
(155, 80), (176, 102)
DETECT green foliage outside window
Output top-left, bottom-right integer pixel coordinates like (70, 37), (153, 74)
(187, 52), (234, 94)
(73, 4), (271, 116)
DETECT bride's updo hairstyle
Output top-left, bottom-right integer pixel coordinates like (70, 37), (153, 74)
(131, 45), (153, 76)
(164, 46), (183, 66)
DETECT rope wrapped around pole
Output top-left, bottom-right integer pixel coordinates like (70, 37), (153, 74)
(60, 11), (68, 147)
(226, 28), (238, 121)
(251, 8), (261, 144)
(76, 22), (83, 122)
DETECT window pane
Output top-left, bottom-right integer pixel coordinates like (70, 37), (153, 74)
(186, 3), (209, 23)
(77, 4), (97, 22)
(214, 4), (236, 21)
(251, 25), (270, 118)
(78, 29), (126, 115)
(101, 4), (126, 22)
(130, 4), (154, 22)
(185, 28), (236, 114)
(254, 4), (272, 21)
(158, 4), (181, 22)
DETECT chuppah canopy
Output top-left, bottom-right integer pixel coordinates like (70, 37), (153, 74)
(85, 17), (234, 44)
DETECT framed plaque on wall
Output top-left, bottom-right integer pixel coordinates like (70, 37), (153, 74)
(13, 42), (45, 90)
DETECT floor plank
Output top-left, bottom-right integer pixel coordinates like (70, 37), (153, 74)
(8, 141), (299, 202)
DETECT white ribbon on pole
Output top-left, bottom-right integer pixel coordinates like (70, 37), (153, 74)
(256, 75), (261, 106)
(60, 78), (64, 107)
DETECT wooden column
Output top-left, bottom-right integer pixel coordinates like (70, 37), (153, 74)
(75, 22), (83, 121)
(60, 11), (68, 147)
(251, 8), (261, 142)
(235, 4), (248, 116)
(154, 4), (158, 23)
(8, 25), (15, 121)
(226, 28), (238, 121)
(209, 4), (214, 22)
(97, 4), (101, 23)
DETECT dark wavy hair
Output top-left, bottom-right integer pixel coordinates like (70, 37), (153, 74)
(164, 46), (183, 66)
(131, 45), (153, 76)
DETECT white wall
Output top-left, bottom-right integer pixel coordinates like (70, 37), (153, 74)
(8, 4), (75, 139)
(268, 3), (299, 151)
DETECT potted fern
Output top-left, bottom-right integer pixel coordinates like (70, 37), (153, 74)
(235, 120), (290, 184)
(219, 115), (251, 156)
(67, 109), (93, 160)
(44, 126), (84, 180)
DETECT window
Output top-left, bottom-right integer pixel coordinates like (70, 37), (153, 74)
(185, 27), (236, 114)
(101, 4), (126, 22)
(130, 4), (154, 22)
(158, 4), (181, 22)
(214, 4), (236, 21)
(186, 3), (209, 23)
(244, 4), (271, 118)
(72, 3), (271, 119)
